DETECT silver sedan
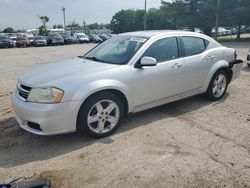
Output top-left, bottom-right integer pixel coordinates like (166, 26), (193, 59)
(12, 30), (243, 138)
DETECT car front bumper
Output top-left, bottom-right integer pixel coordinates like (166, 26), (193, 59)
(35, 42), (47, 46)
(52, 40), (64, 44)
(12, 92), (81, 135)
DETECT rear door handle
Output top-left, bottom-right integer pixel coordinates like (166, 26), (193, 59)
(172, 63), (182, 68)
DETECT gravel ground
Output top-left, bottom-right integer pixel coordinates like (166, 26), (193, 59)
(0, 42), (250, 187)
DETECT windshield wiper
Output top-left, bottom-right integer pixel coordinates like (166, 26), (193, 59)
(84, 56), (106, 63)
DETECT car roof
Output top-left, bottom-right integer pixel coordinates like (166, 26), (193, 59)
(120, 30), (206, 38)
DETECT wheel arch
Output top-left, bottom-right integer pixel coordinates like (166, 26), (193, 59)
(202, 60), (232, 92)
(76, 88), (129, 127)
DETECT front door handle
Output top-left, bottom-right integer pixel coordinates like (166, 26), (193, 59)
(172, 63), (182, 68)
(207, 55), (215, 60)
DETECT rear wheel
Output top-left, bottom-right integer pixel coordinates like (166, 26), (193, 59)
(205, 70), (229, 101)
(77, 92), (124, 138)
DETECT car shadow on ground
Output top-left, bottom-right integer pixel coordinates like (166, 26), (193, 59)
(0, 94), (228, 168)
(242, 65), (250, 72)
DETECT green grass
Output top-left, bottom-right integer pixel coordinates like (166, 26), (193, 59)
(216, 37), (250, 42)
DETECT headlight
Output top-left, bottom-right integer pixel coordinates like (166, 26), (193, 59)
(27, 87), (64, 104)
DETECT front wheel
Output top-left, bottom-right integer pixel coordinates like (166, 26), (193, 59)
(77, 92), (124, 138)
(205, 70), (229, 101)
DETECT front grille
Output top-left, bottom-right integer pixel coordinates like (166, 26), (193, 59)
(17, 83), (31, 101)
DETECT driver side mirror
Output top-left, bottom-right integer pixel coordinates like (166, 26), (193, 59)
(135, 56), (157, 68)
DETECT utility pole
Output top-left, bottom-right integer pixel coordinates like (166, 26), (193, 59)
(61, 7), (66, 29)
(83, 21), (86, 34)
(215, 0), (221, 40)
(190, 0), (198, 32)
(144, 0), (147, 31)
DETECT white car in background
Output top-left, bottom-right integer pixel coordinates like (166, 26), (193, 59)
(73, 33), (89, 44)
(12, 30), (243, 138)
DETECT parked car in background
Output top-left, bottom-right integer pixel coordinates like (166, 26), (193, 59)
(47, 34), (64, 46)
(6, 33), (17, 41)
(88, 34), (103, 43)
(12, 30), (243, 138)
(61, 33), (74, 44)
(73, 33), (89, 44)
(25, 34), (34, 46)
(33, 36), (47, 47)
(99, 34), (111, 41)
(212, 27), (232, 37)
(0, 35), (15, 48)
(16, 36), (31, 47)
(73, 37), (80, 44)
(28, 37), (34, 46)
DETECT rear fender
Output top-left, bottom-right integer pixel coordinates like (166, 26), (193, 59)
(201, 60), (229, 92)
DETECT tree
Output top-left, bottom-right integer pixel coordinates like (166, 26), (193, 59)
(38, 16), (49, 36)
(38, 25), (48, 36)
(66, 21), (80, 28)
(110, 9), (139, 33)
(110, 8), (175, 34)
(53, 24), (63, 29)
(161, 0), (217, 36)
(147, 8), (176, 30)
(223, 0), (250, 40)
(39, 16), (49, 27)
(87, 23), (99, 30)
(3, 27), (14, 33)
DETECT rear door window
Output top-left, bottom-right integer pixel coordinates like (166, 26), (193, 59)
(182, 37), (207, 56)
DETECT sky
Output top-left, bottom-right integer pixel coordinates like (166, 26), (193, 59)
(0, 0), (164, 30)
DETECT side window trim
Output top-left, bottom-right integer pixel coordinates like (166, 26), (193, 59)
(177, 36), (185, 58)
(180, 36), (208, 57)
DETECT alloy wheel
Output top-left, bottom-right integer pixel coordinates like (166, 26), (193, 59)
(212, 74), (227, 98)
(87, 100), (120, 134)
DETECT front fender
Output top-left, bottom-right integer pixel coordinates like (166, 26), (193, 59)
(201, 60), (229, 92)
(72, 79), (132, 110)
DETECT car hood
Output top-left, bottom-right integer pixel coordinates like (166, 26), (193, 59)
(19, 58), (118, 86)
(0, 39), (11, 42)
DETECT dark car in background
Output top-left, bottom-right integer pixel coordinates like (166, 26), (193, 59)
(0, 35), (15, 48)
(16, 36), (31, 47)
(88, 34), (103, 43)
(33, 36), (47, 47)
(47, 34), (64, 46)
(99, 34), (111, 41)
(61, 33), (74, 44)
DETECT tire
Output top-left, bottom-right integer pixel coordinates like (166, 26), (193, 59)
(77, 92), (124, 138)
(205, 70), (229, 101)
(247, 64), (250, 67)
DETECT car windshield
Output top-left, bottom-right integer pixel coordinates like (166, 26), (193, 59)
(78, 35), (86, 38)
(84, 35), (147, 65)
(50, 34), (60, 38)
(91, 35), (100, 39)
(17, 37), (27, 40)
(0, 35), (8, 39)
(35, 36), (45, 40)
